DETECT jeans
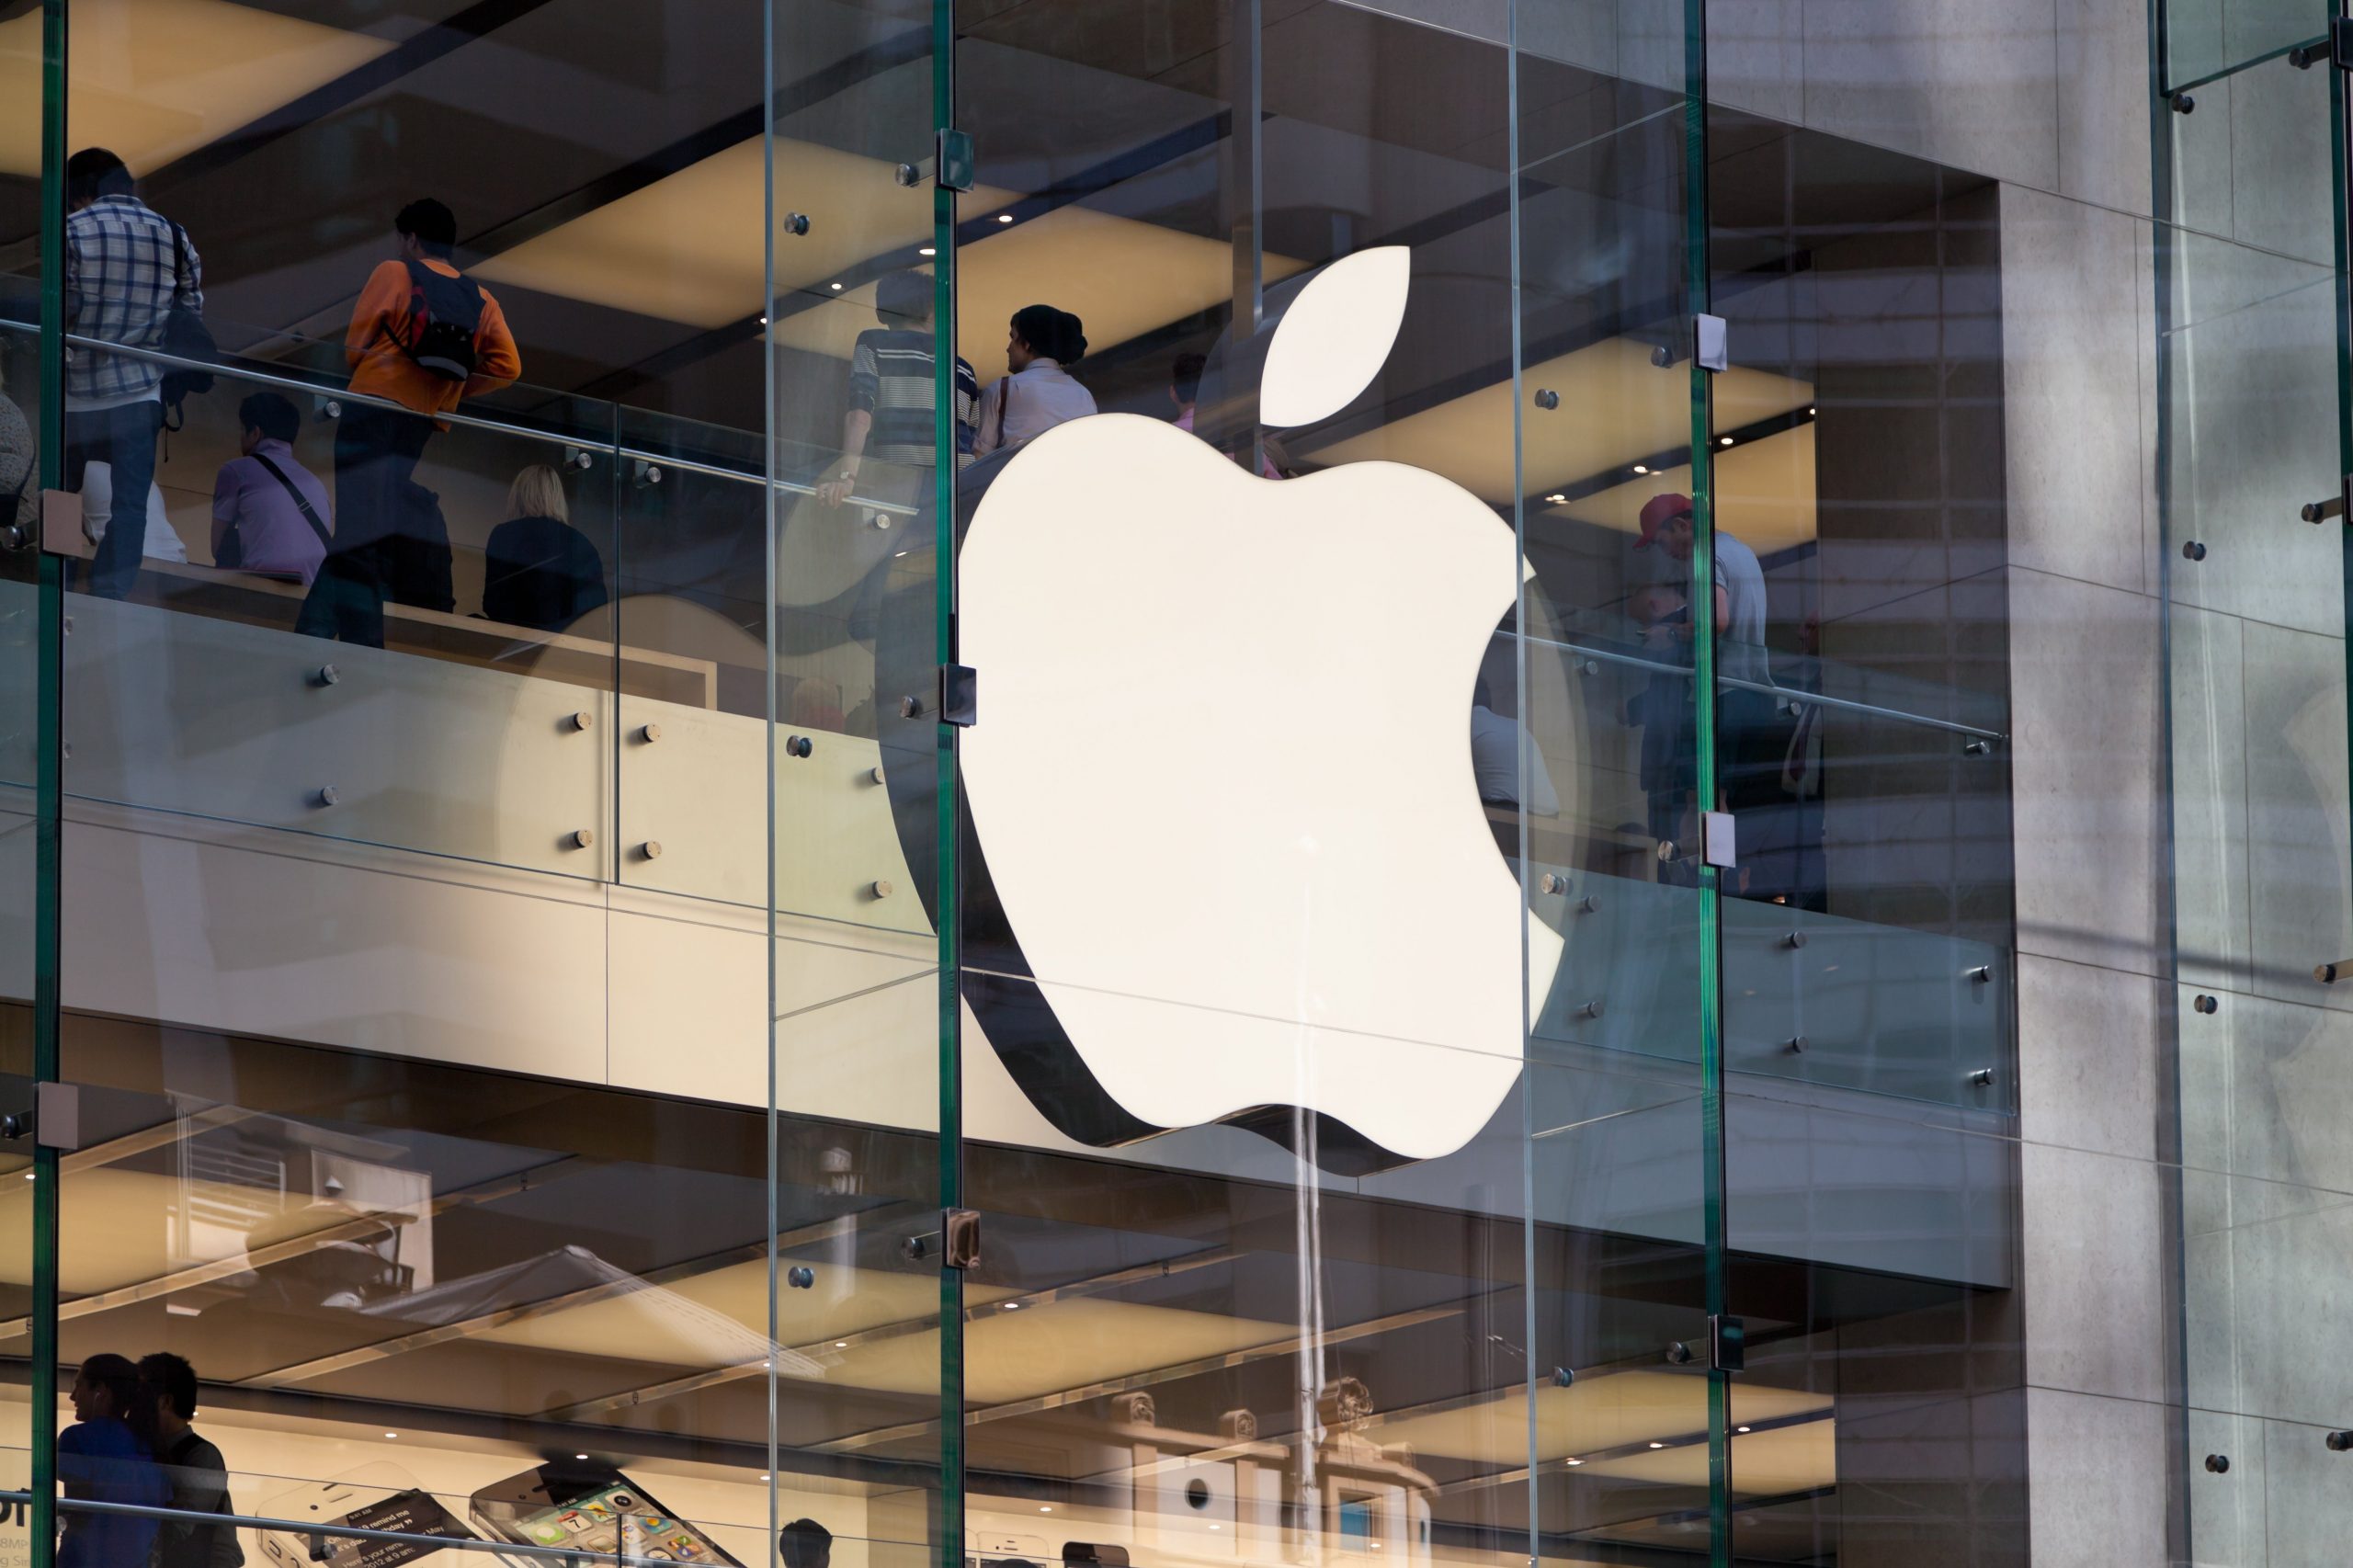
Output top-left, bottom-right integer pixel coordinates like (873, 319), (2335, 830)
(297, 402), (433, 646)
(64, 399), (161, 599)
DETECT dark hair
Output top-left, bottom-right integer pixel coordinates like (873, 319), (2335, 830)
(238, 392), (300, 445)
(395, 199), (459, 257)
(79, 1353), (163, 1453)
(1171, 351), (1207, 405)
(875, 270), (936, 326)
(1011, 304), (1086, 366)
(137, 1351), (199, 1422)
(779, 1519), (832, 1568)
(66, 149), (134, 206)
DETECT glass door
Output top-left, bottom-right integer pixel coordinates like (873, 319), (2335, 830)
(2159, 0), (2353, 1562)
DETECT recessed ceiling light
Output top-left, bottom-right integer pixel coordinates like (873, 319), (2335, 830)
(1564, 1458), (1583, 1467)
(574, 1453), (588, 1460)
(1003, 1301), (1024, 1311)
(1808, 406), (1817, 415)
(1632, 464), (1649, 474)
(1736, 1426), (1751, 1433)
(998, 213), (1015, 223)
(835, 1340), (848, 1348)
(1544, 493), (1566, 505)
(919, 246), (937, 257)
(1039, 1506), (1052, 1514)
(1719, 436), (1733, 446)
(384, 1432), (398, 1439)
(19, 1172), (30, 1182)
(1648, 1441), (1665, 1449)
(830, 282), (844, 291)
(1209, 1526), (1221, 1531)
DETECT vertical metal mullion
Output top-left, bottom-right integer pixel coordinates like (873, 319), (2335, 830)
(30, 3), (66, 1564)
(931, 0), (964, 1560)
(1680, 0), (1728, 1561)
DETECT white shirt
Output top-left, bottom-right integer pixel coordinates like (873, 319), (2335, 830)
(1714, 530), (1769, 684)
(1470, 706), (1561, 817)
(972, 359), (1097, 455)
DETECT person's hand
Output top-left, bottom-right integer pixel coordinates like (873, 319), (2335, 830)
(815, 472), (858, 507)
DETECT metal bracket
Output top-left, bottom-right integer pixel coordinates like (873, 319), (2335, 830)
(34, 1082), (79, 1152)
(1701, 811), (1736, 869)
(2288, 17), (2353, 69)
(1710, 1313), (1745, 1373)
(937, 129), (976, 193)
(938, 664), (978, 727)
(2302, 475), (2352, 523)
(40, 489), (84, 559)
(1694, 313), (1728, 373)
(942, 1208), (982, 1270)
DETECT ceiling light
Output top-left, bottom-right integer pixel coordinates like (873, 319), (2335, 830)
(1719, 437), (1733, 446)
(1544, 493), (1566, 505)
(1209, 1527), (1221, 1532)
(919, 246), (937, 257)
(835, 1340), (848, 1348)
(759, 1474), (771, 1483)
(1736, 1426), (1751, 1433)
(830, 282), (844, 291)
(384, 1432), (398, 1439)
(575, 1453), (589, 1460)
(1632, 464), (1648, 475)
(998, 213), (1015, 223)
(19, 1172), (30, 1182)
(758, 315), (768, 325)
(164, 1302), (201, 1317)
(1039, 1506), (1052, 1514)
(1002, 1301), (1023, 1310)
(1808, 406), (1817, 415)
(1564, 1459), (1583, 1467)
(1648, 1441), (1665, 1449)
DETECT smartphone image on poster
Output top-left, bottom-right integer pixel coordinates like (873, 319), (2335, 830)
(469, 1461), (744, 1568)
(257, 1464), (481, 1568)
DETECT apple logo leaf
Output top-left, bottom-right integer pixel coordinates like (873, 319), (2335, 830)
(1258, 245), (1411, 429)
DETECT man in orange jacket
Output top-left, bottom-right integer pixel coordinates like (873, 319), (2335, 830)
(297, 198), (519, 645)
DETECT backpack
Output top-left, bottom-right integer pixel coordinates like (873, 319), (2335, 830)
(392, 257), (485, 382)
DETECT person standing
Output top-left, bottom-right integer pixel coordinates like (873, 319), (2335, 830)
(138, 1353), (244, 1568)
(58, 1352), (169, 1568)
(210, 392), (330, 585)
(1634, 490), (1786, 818)
(62, 148), (199, 599)
(482, 463), (608, 631)
(778, 1518), (830, 1568)
(299, 198), (519, 646)
(816, 268), (979, 510)
(971, 304), (1093, 457)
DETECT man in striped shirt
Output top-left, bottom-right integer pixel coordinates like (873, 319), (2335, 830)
(816, 269), (977, 510)
(63, 148), (199, 598)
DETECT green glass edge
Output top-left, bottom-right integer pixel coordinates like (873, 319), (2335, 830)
(933, 0), (966, 1560)
(1680, 0), (1729, 1561)
(31, 0), (64, 1560)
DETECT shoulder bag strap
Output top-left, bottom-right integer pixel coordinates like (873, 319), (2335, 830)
(249, 453), (334, 550)
(991, 373), (1013, 449)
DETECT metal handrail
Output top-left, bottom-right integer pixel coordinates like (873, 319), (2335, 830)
(1, 1491), (766, 1568)
(1513, 631), (2009, 744)
(0, 318), (919, 517)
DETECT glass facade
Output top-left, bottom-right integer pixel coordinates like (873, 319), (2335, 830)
(0, 0), (2332, 1564)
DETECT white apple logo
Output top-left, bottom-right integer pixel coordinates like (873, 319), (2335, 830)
(960, 246), (1563, 1166)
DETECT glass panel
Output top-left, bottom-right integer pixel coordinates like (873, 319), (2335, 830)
(1510, 8), (1721, 1558)
(39, 8), (953, 1568)
(2165, 0), (2334, 92)
(766, 5), (950, 1568)
(2161, 21), (2352, 1566)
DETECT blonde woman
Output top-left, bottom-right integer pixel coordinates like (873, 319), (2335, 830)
(483, 462), (608, 631)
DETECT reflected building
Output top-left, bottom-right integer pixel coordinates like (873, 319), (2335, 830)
(0, 0), (2320, 1564)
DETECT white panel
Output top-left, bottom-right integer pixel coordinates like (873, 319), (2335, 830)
(63, 596), (613, 880)
(60, 814), (607, 1081)
(619, 696), (927, 936)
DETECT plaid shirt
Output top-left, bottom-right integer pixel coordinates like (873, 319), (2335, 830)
(64, 195), (201, 404)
